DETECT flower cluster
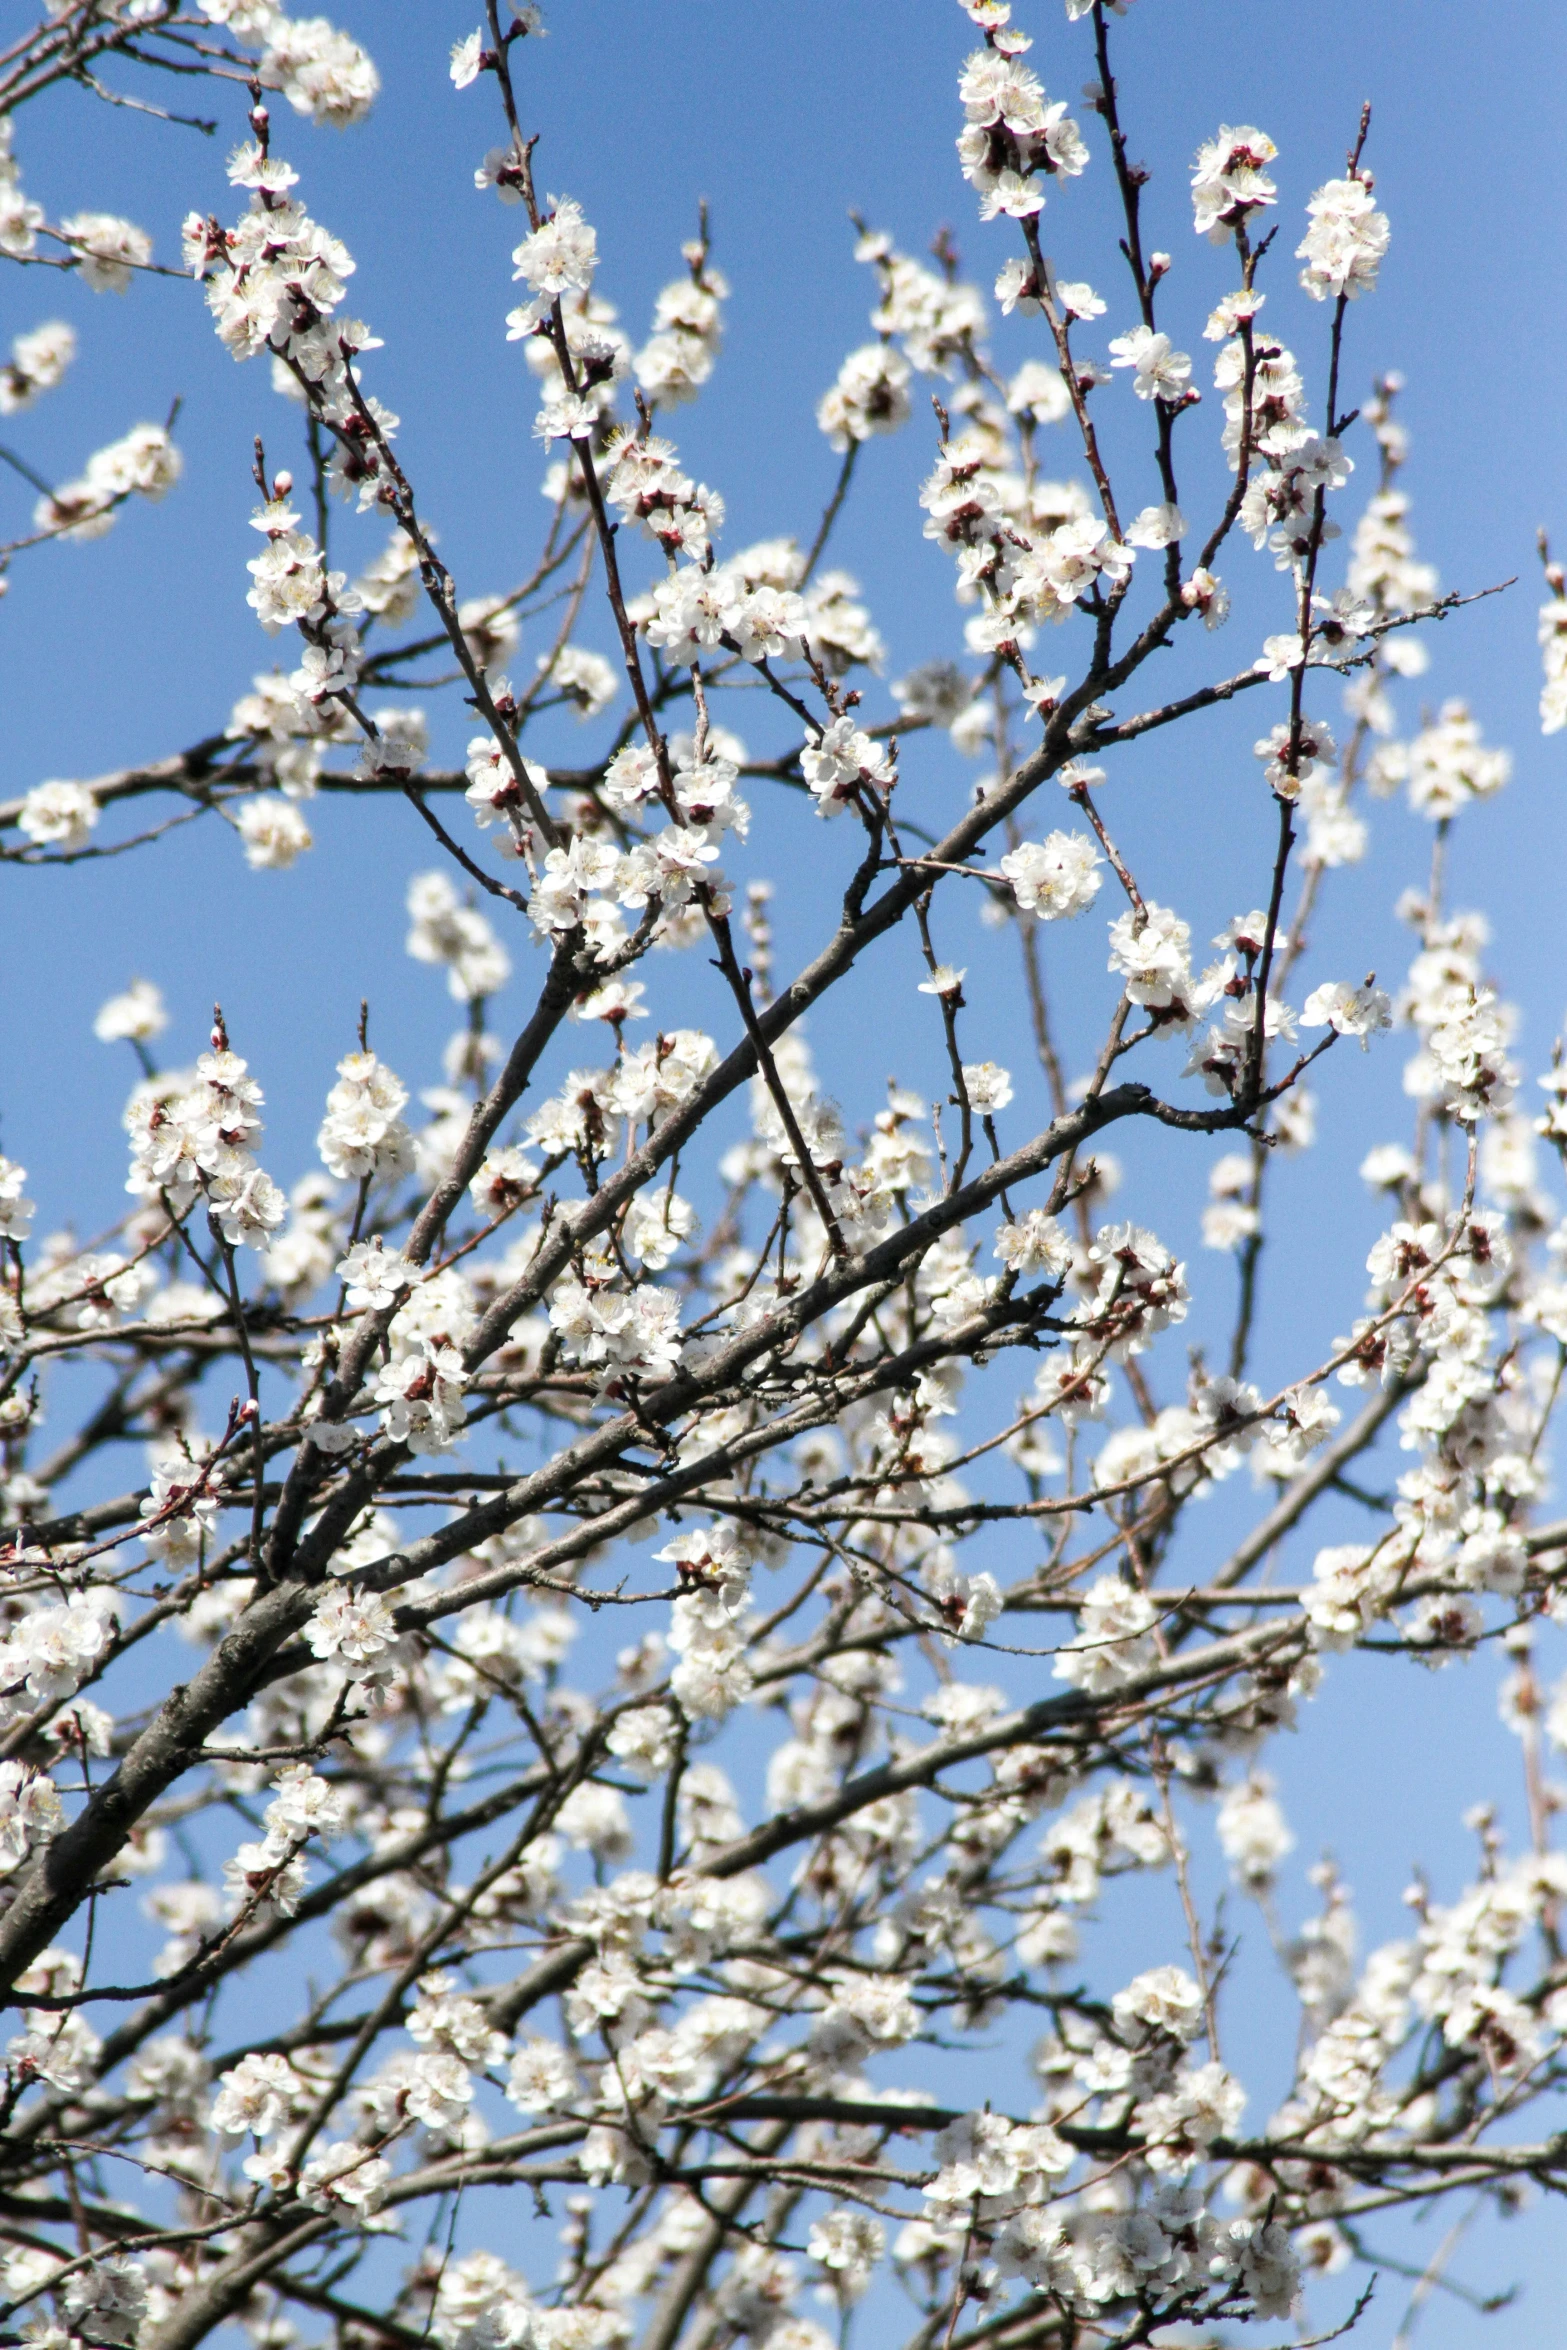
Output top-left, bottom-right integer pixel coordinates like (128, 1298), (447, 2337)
(635, 241), (728, 408)
(921, 432), (1134, 659)
(317, 1050), (416, 1185)
(0, 118), (41, 258)
(956, 32), (1089, 221)
(254, 12), (379, 129)
(372, 1268), (474, 1454)
(0, 318), (73, 414)
(406, 870), (513, 1000)
(1000, 830), (1102, 918)
(1541, 561), (1567, 735)
(124, 1040), (287, 1247)
(32, 421), (180, 544)
(1296, 173), (1390, 303)
(548, 1246), (683, 1397)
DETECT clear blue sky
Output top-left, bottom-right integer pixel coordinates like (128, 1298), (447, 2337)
(4, 5), (1567, 2335)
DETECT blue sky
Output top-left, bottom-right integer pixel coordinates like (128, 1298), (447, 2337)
(4, 3), (1567, 2335)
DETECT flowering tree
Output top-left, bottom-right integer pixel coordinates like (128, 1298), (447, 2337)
(1, 3), (1565, 2347)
